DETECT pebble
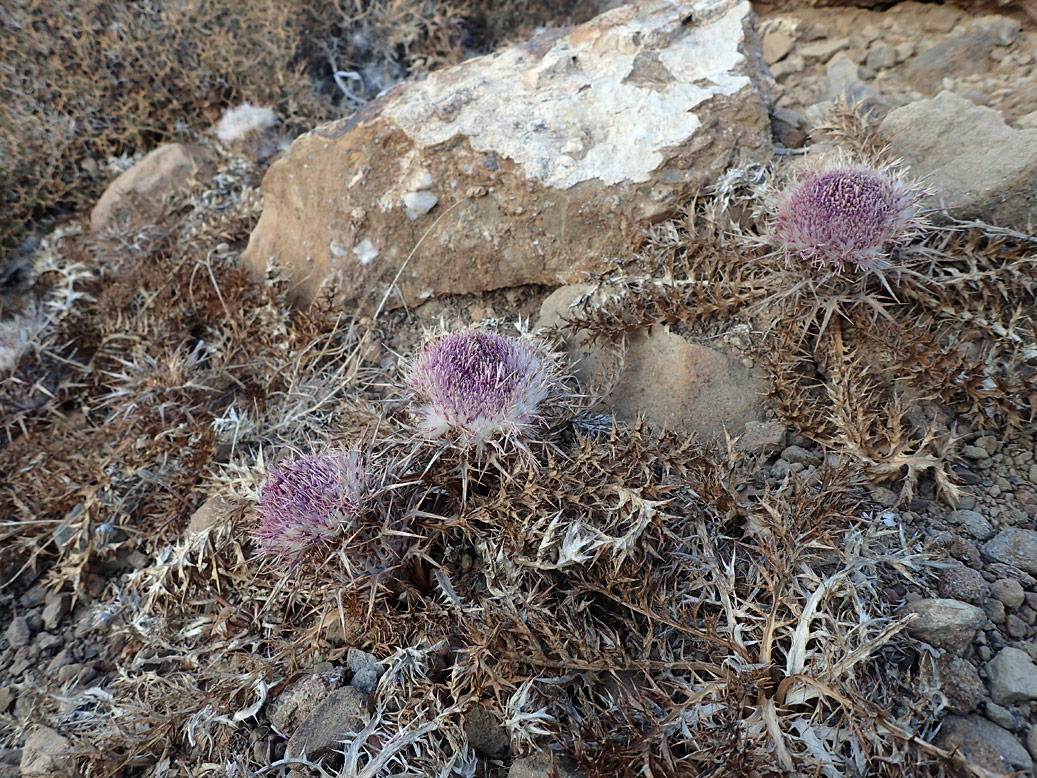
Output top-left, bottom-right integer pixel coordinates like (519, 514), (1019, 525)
(762, 29), (796, 65)
(991, 578), (1026, 609)
(347, 647), (385, 695)
(938, 715), (1033, 774)
(986, 647), (1037, 705)
(799, 37), (850, 62)
(1029, 725), (1037, 761)
(938, 562), (990, 605)
(983, 529), (1037, 576)
(1006, 614), (1029, 638)
(4, 617), (30, 649)
(41, 595), (70, 632)
(946, 509), (995, 541)
(964, 445), (990, 460)
(902, 598), (987, 654)
(985, 701), (1017, 730)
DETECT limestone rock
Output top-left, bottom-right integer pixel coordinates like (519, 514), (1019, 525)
(880, 92), (1037, 230)
(285, 686), (372, 760)
(938, 715), (1033, 776)
(901, 598), (987, 655)
(986, 647), (1037, 706)
(90, 143), (218, 231)
(242, 0), (774, 311)
(982, 529), (1037, 576)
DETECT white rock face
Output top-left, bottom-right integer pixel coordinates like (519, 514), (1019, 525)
(386, 0), (753, 189)
(242, 0), (774, 310)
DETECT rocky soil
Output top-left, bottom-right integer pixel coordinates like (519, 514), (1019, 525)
(1, 0), (1037, 776)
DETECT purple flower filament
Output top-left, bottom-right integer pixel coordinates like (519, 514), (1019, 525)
(253, 450), (368, 561)
(772, 165), (923, 270)
(407, 329), (552, 450)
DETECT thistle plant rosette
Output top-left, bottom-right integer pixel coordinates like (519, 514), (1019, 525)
(252, 448), (371, 562)
(767, 161), (927, 272)
(405, 328), (557, 454)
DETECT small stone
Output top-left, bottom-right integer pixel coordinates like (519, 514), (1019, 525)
(762, 29), (795, 66)
(770, 55), (805, 79)
(735, 422), (787, 457)
(870, 486), (898, 508)
(509, 751), (584, 778)
(938, 716), (1033, 775)
(983, 528), (1037, 576)
(902, 599), (987, 654)
(90, 143), (218, 232)
(464, 705), (509, 759)
(41, 595), (71, 632)
(188, 494), (235, 534)
(936, 655), (985, 714)
(781, 445), (821, 467)
(984, 598), (1006, 624)
(986, 647), (1037, 705)
(866, 45), (898, 72)
(347, 648), (385, 695)
(285, 686), (373, 761)
(19, 727), (71, 776)
(4, 617), (30, 649)
(975, 435), (999, 455)
(984, 701), (1016, 730)
(938, 562), (990, 605)
(267, 670), (345, 734)
(946, 509), (994, 541)
(991, 578), (1026, 609)
(1028, 725), (1037, 761)
(1005, 614), (1028, 638)
(1029, 463), (1037, 484)
(963, 445), (990, 460)
(880, 91), (1037, 231)
(0, 686), (13, 713)
(57, 663), (85, 684)
(800, 38), (850, 62)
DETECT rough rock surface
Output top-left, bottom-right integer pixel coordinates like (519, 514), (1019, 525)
(982, 528), (1037, 576)
(986, 647), (1037, 705)
(901, 598), (987, 654)
(242, 0), (774, 310)
(538, 286), (768, 439)
(90, 143), (218, 231)
(19, 727), (70, 776)
(937, 715), (1034, 775)
(284, 686), (372, 760)
(879, 91), (1037, 229)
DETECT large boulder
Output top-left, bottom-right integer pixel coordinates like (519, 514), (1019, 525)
(242, 0), (774, 311)
(880, 91), (1037, 230)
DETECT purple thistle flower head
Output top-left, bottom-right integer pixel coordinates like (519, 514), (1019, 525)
(768, 163), (925, 271)
(253, 449), (370, 562)
(406, 328), (555, 451)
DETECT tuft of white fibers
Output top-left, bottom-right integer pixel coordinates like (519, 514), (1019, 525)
(214, 102), (278, 144)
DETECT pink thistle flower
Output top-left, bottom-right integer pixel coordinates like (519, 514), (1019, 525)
(406, 328), (555, 452)
(252, 449), (370, 561)
(768, 163), (925, 271)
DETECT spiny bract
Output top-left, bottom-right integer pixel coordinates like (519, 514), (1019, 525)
(406, 328), (555, 451)
(768, 162), (925, 271)
(252, 449), (370, 561)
